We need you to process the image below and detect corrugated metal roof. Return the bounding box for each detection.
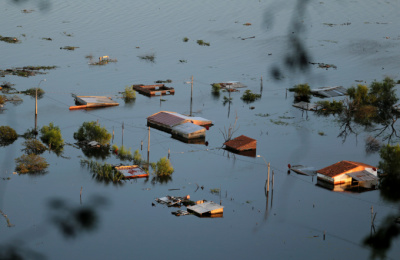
[187,201,223,214]
[311,86,347,98]
[171,122,205,135]
[76,96,119,106]
[224,135,257,151]
[147,111,186,127]
[115,165,147,178]
[317,161,375,177]
[292,101,320,111]
[347,171,378,182]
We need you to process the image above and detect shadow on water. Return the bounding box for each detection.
[0,195,108,260]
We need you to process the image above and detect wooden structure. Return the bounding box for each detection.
[187,201,224,216]
[69,95,119,110]
[317,161,378,186]
[114,165,149,179]
[132,84,175,97]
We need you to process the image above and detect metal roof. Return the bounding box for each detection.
[75,96,119,106]
[147,111,186,127]
[311,86,347,98]
[187,201,224,214]
[292,101,320,111]
[171,122,205,135]
[347,170,378,182]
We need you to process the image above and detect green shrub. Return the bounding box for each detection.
[290,83,311,101]
[241,90,261,103]
[316,100,344,116]
[40,123,64,150]
[151,157,174,177]
[133,149,142,165]
[0,126,18,146]
[0,95,5,105]
[113,144,133,161]
[123,86,136,101]
[211,83,221,94]
[22,139,47,154]
[73,121,111,145]
[15,154,49,174]
[183,37,189,42]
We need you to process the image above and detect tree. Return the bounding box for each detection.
[22,139,47,154]
[369,77,398,122]
[15,154,49,174]
[290,83,311,102]
[73,121,111,145]
[123,86,136,101]
[378,144,400,202]
[0,125,18,146]
[40,122,64,150]
[151,157,174,177]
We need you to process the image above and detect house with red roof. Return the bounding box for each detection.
[317,161,378,188]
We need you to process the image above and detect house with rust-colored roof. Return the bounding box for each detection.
[317,161,378,187]
[223,135,257,157]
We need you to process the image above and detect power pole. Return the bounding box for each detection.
[147,126,150,167]
[190,75,193,116]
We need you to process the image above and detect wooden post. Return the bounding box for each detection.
[35,87,38,132]
[190,75,193,116]
[323,231,326,240]
[168,148,170,159]
[267,162,270,192]
[147,126,150,167]
[141,140,143,151]
[260,76,263,97]
[371,206,373,227]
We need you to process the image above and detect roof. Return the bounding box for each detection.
[292,101,320,111]
[115,165,148,178]
[224,135,257,151]
[310,86,347,98]
[171,122,205,135]
[187,201,224,214]
[347,170,378,182]
[147,111,212,127]
[74,96,119,107]
[147,111,186,127]
[317,161,376,178]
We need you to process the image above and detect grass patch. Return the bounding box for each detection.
[197,40,210,46]
[270,119,289,126]
[138,53,156,63]
[61,46,79,51]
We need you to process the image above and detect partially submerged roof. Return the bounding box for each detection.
[317,161,376,178]
[147,111,212,129]
[115,165,148,179]
[290,165,317,176]
[132,84,175,97]
[292,101,320,111]
[71,95,119,109]
[216,81,247,89]
[187,201,224,215]
[147,111,186,128]
[310,86,347,98]
[171,122,206,135]
[224,135,257,152]
[347,170,378,182]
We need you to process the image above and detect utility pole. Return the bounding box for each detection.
[35,79,46,133]
[121,122,124,146]
[190,75,193,116]
[267,162,270,192]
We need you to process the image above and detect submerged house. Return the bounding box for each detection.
[187,201,224,216]
[132,84,175,97]
[310,86,347,98]
[70,95,119,110]
[114,165,148,179]
[224,135,257,157]
[317,161,378,189]
[147,111,212,133]
[171,122,206,141]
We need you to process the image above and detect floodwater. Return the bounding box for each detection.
[1,0,400,259]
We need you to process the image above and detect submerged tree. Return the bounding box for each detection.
[73,121,111,145]
[151,157,174,177]
[22,139,47,155]
[0,125,18,146]
[40,122,64,150]
[290,83,311,102]
[15,154,49,174]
